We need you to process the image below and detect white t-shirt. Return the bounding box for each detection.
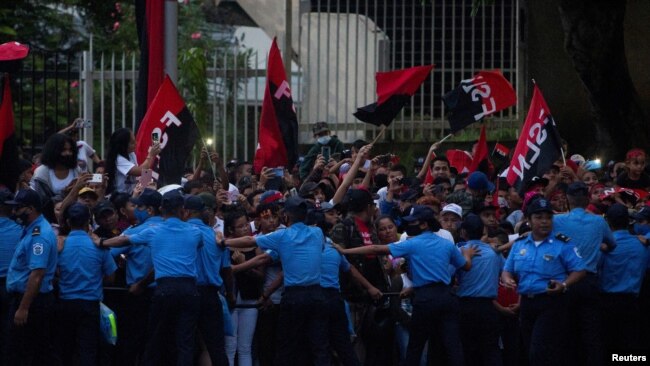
[76,141,96,172]
[48,169,76,195]
[115,152,138,194]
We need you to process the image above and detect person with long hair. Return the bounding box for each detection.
[30,133,79,201]
[105,128,160,194]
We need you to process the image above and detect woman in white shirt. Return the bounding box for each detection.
[31,133,80,200]
[105,128,160,194]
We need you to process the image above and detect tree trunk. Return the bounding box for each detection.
[558,0,649,160]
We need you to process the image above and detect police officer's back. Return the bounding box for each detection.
[0,189,22,364]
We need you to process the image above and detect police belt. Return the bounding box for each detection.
[414,282,448,290]
[284,284,322,293]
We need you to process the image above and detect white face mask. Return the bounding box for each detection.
[317,136,331,145]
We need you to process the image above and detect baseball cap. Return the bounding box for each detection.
[93,200,115,217]
[299,182,319,198]
[184,195,206,211]
[397,189,419,202]
[566,181,589,197]
[78,187,98,198]
[461,213,484,233]
[525,197,554,216]
[284,196,308,214]
[606,203,629,221]
[260,190,285,205]
[5,189,42,210]
[130,188,162,207]
[402,205,435,222]
[197,192,217,210]
[570,154,586,166]
[312,121,330,135]
[632,206,650,221]
[467,171,495,192]
[345,188,374,212]
[441,203,462,218]
[161,189,184,209]
[64,202,91,222]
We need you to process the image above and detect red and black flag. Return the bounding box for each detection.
[135,76,198,186]
[353,65,434,126]
[0,75,21,191]
[135,0,165,128]
[443,70,516,133]
[253,38,299,174]
[446,149,473,174]
[469,124,492,174]
[493,143,510,158]
[506,85,562,188]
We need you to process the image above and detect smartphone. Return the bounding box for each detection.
[76,119,92,128]
[140,169,153,186]
[289,187,298,197]
[228,189,239,202]
[151,132,160,144]
[321,146,331,161]
[272,167,284,177]
[90,174,103,184]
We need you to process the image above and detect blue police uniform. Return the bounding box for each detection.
[5,213,57,365]
[387,228,466,366]
[599,229,650,351]
[187,217,229,366]
[320,240,360,366]
[504,231,585,366]
[254,197,329,366]
[127,208,203,366]
[55,229,117,365]
[0,216,21,363]
[456,239,504,366]
[109,216,162,365]
[552,206,611,366]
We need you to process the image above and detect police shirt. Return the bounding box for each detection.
[0,217,22,277]
[255,222,324,287]
[187,218,230,287]
[388,231,466,287]
[456,240,504,298]
[553,208,616,273]
[598,230,649,295]
[503,232,585,295]
[6,215,57,293]
[58,230,117,300]
[110,216,163,286]
[129,217,202,280]
[320,239,351,290]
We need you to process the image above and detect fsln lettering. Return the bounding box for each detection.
[160,111,181,128]
[274,80,292,100]
[511,154,531,181]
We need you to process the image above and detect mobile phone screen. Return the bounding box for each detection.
[140,169,153,185]
[321,146,331,161]
[151,132,159,144]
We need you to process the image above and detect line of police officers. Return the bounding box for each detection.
[1,181,649,366]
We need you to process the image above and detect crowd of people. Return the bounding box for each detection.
[0,119,649,366]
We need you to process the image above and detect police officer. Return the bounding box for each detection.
[502,197,586,366]
[4,189,58,365]
[184,195,229,366]
[221,196,330,366]
[335,205,478,366]
[455,214,504,366]
[0,188,22,364]
[101,189,203,366]
[599,204,649,351]
[552,181,615,366]
[109,188,163,365]
[55,203,117,365]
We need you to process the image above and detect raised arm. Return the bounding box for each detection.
[332,144,373,204]
[417,142,439,180]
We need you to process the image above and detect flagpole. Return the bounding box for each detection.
[371,125,387,145]
[194,125,218,181]
[436,133,454,145]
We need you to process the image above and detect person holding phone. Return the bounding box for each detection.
[105,128,161,195]
[501,197,586,366]
[299,122,344,180]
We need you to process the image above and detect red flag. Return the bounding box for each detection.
[493,143,510,158]
[443,70,516,133]
[0,76,14,158]
[135,76,198,186]
[506,85,562,188]
[135,0,165,128]
[253,38,299,174]
[354,65,434,126]
[469,124,489,173]
[446,149,473,174]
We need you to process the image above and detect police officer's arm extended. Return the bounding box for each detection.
[14,268,45,326]
[221,235,257,249]
[334,243,390,256]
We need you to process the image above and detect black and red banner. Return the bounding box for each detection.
[354,65,434,126]
[135,0,164,128]
[493,143,510,158]
[506,85,562,188]
[0,75,21,191]
[135,76,198,186]
[443,70,516,133]
[253,38,299,174]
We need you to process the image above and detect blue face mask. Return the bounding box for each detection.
[134,208,150,224]
[317,136,331,145]
[633,223,650,236]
